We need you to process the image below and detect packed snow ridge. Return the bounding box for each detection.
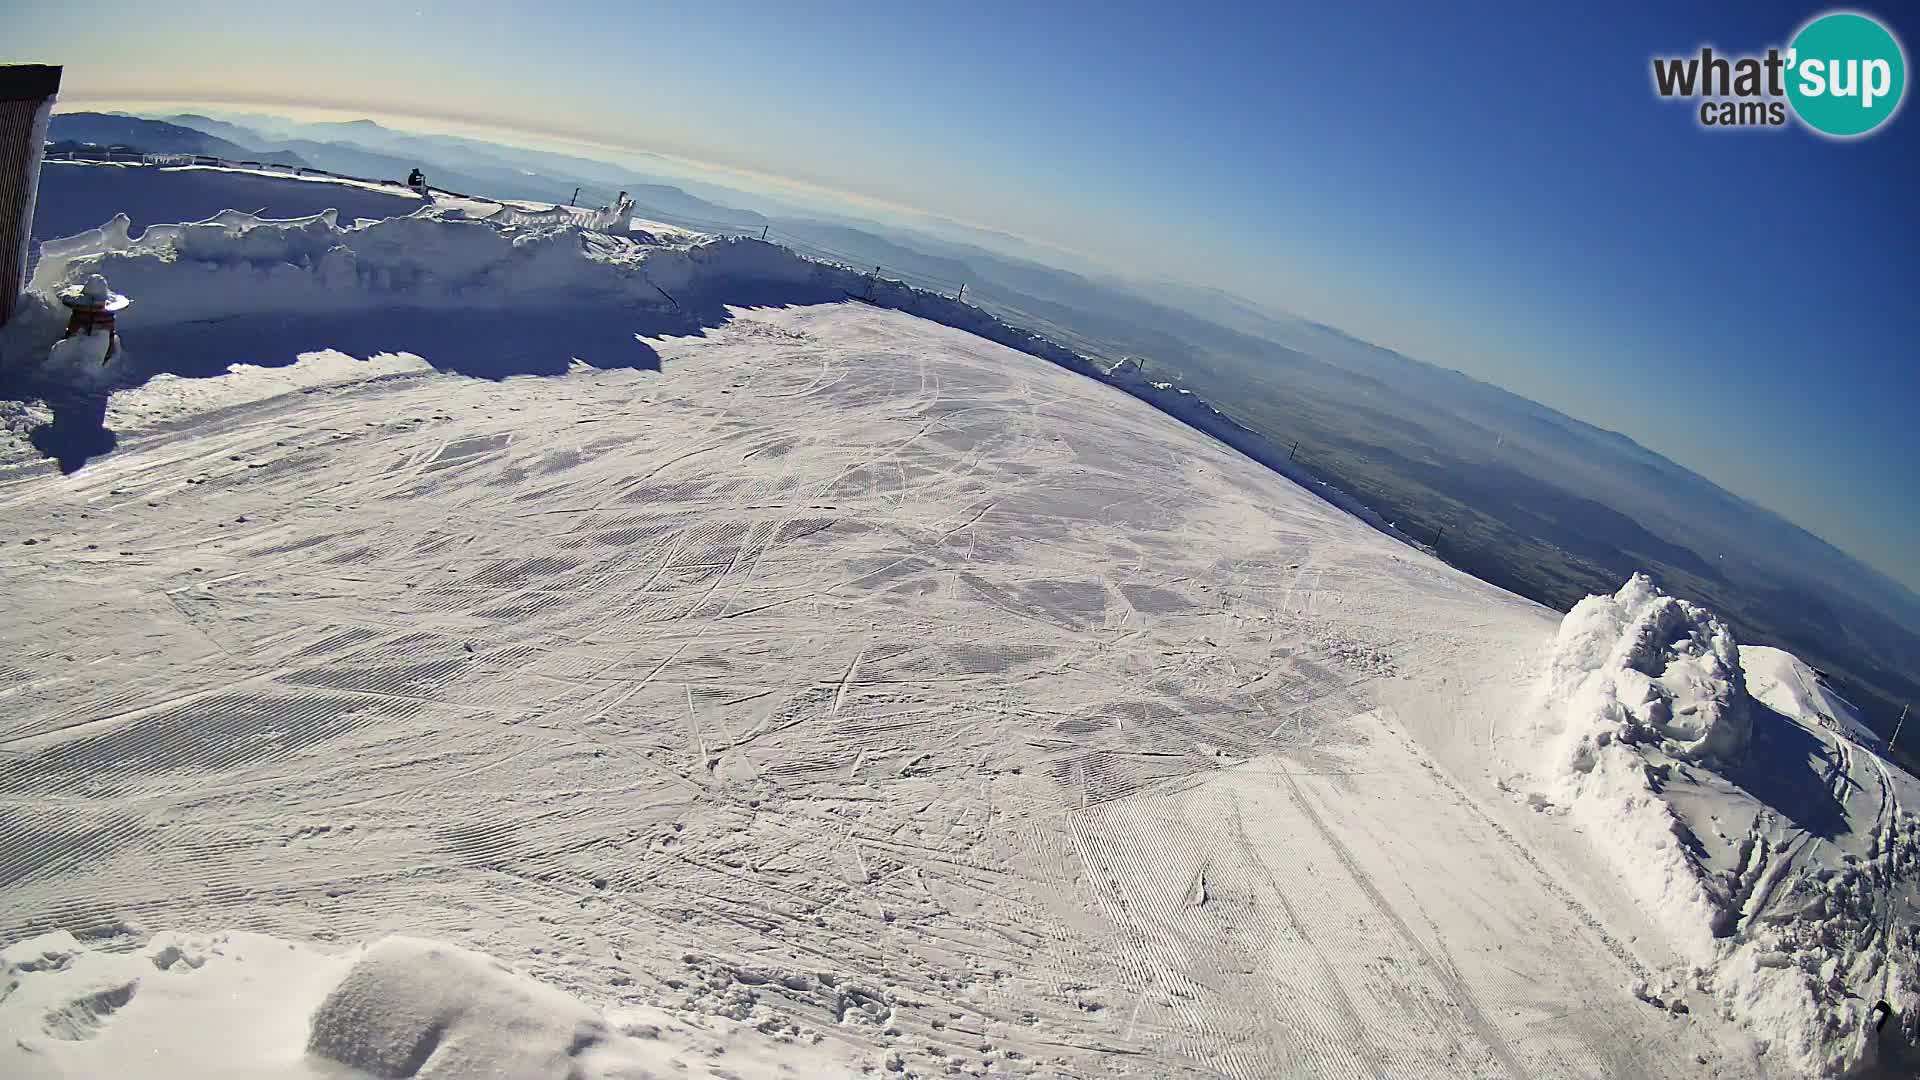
[5,198,1101,390]
[1520,574,1918,1076]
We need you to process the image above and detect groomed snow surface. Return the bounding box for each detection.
[0,165,1915,1077]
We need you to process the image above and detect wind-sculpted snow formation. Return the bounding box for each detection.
[1544,573,1753,781]
[25,206,812,324]
[0,929,864,1078]
[1525,575,1918,1076]
[13,201,1101,380]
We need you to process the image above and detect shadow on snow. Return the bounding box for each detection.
[4,282,847,475]
[1723,700,1857,843]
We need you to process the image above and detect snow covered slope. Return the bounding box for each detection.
[1743,644,1885,749]
[0,171,1912,1077]
[0,301,1778,1077]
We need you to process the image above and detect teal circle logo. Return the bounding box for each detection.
[1787,12,1907,137]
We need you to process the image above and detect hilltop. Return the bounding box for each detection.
[0,164,1912,1077]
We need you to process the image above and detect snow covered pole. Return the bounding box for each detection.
[0,64,61,329]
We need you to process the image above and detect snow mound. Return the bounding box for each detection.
[29,161,425,253]
[7,203,1094,385]
[1527,575,1920,1077]
[1742,644,1883,748]
[1545,572,1753,771]
[1533,574,1748,957]
[0,928,866,1079]
[25,207,780,324]
[0,205,843,432]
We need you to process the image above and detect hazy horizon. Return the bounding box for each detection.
[8,0,1916,592]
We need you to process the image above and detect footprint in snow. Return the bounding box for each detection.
[41,981,138,1041]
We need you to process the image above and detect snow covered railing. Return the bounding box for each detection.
[42,153,648,239]
[47,150,439,199]
[480,193,634,233]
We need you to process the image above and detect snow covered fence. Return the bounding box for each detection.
[40,151,549,213]
[19,205,1099,371]
[482,193,634,233]
[26,208,710,331]
[9,206,1061,390]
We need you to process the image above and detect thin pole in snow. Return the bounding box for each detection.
[1288,440,1298,461]
[760,225,769,240]
[1892,704,1909,753]
[957,283,966,302]
[570,187,580,206]
[1434,525,1446,546]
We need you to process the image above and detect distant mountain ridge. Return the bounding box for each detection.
[48,113,307,168]
[159,114,761,225]
[165,113,266,147]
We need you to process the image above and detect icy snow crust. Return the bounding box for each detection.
[1522,576,1919,1076]
[0,168,1914,1077]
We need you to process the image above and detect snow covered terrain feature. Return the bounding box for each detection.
[13,168,1396,543]
[11,166,1435,555]
[1,929,866,1077]
[1517,576,1919,1075]
[9,181,1107,383]
[0,175,1914,1076]
[0,300,1782,1079]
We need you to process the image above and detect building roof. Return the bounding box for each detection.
[0,65,63,103]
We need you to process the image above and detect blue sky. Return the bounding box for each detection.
[6,0,1917,587]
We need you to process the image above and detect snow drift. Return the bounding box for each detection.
[1545,572,1753,785]
[1527,575,1919,1077]
[1743,644,1884,749]
[9,200,1101,383]
[0,928,865,1078]
[7,166,1439,553]
[28,161,424,255]
[23,207,810,324]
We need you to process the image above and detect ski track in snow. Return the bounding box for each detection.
[0,303,1770,1077]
